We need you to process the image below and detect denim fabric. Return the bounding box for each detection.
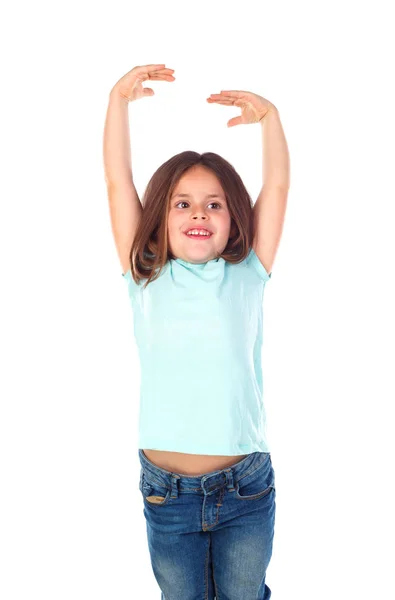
[138,449,276,600]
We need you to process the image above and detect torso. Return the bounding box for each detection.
[142,449,248,476]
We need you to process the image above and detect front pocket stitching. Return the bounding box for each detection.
[142,477,172,505]
[143,487,171,505]
[235,483,275,500]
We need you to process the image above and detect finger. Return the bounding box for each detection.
[208,93,241,103]
[138,65,174,75]
[206,97,234,105]
[219,90,246,96]
[207,94,237,104]
[144,71,175,76]
[209,93,233,99]
[141,70,175,81]
[143,64,167,69]
[156,68,175,74]
[147,75,176,81]
[146,67,175,79]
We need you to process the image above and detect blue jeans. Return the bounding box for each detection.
[138,449,276,600]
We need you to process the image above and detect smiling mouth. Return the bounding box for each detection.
[184,232,213,241]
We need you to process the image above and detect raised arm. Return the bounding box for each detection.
[103,91,143,275]
[102,64,175,275]
[207,90,290,276]
[252,108,290,275]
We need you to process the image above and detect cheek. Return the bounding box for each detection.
[167,216,175,233]
[218,213,232,232]
[167,212,181,229]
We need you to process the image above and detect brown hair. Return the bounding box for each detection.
[129,150,255,289]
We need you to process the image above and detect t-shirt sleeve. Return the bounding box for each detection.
[122,268,143,299]
[246,247,272,283]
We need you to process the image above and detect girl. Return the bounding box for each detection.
[103,64,290,600]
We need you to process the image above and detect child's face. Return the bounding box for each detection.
[167,166,232,263]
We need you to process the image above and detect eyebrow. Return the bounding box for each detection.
[172,193,224,199]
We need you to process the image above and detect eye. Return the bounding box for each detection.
[175,201,222,209]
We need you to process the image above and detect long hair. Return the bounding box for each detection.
[129,151,255,289]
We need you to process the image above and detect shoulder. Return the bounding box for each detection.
[242,247,272,283]
[122,268,145,299]
[247,247,272,282]
[121,263,169,294]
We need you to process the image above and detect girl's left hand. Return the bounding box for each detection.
[206,89,277,127]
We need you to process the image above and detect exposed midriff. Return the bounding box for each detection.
[142,449,248,476]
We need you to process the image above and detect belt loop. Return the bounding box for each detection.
[170,473,180,499]
[224,468,235,491]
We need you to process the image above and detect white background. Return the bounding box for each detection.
[1,0,394,598]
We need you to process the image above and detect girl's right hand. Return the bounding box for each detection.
[111,64,175,103]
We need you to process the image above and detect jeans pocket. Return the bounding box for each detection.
[235,457,275,501]
[140,469,172,506]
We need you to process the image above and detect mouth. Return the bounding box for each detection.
[184,228,213,240]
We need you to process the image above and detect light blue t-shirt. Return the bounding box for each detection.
[122,247,272,455]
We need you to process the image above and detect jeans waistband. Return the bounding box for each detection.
[138,449,271,493]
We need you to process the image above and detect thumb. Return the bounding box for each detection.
[227,116,242,128]
[143,88,155,96]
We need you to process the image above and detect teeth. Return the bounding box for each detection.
[187,230,211,236]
